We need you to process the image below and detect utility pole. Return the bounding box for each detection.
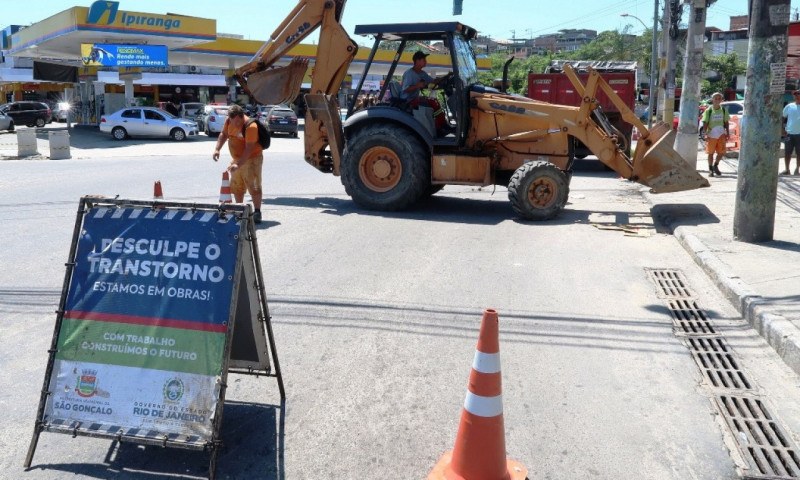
[674,0,707,162]
[658,0,681,125]
[733,0,791,242]
[649,0,660,128]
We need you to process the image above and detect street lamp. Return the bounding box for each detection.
[622,10,659,128]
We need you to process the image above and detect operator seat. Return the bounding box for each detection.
[386,81,410,111]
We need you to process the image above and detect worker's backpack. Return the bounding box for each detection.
[243,118,271,150]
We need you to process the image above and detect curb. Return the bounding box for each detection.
[647,196,800,377]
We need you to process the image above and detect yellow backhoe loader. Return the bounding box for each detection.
[234,0,708,220]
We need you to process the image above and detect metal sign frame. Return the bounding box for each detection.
[24,197,284,480]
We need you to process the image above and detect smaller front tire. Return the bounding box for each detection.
[35,118,46,128]
[112,127,127,141]
[508,161,569,221]
[171,128,186,141]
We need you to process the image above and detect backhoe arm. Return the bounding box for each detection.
[234,0,356,106]
[237,0,357,174]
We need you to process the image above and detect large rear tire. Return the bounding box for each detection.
[508,161,569,220]
[341,124,430,211]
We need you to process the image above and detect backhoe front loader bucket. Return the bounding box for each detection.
[240,57,309,106]
[632,122,710,193]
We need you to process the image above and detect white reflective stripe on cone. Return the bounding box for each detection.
[464,391,503,417]
[472,351,501,374]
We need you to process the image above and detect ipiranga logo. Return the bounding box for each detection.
[86,0,183,31]
[86,0,119,25]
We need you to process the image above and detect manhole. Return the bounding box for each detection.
[647,268,693,298]
[716,395,800,479]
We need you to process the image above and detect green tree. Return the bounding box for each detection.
[477,52,551,94]
[566,27,651,67]
[701,53,746,97]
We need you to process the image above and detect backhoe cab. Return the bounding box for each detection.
[236,5,708,220]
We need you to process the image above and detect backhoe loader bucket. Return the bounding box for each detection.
[242,57,309,106]
[632,123,710,193]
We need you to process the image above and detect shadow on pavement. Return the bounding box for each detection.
[267,193,660,228]
[29,401,285,479]
[649,203,720,232]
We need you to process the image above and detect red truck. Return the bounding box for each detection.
[528,60,638,158]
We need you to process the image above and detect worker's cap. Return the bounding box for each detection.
[793,90,800,95]
[412,51,430,61]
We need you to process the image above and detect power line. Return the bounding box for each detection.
[525,0,645,37]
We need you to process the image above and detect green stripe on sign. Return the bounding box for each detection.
[56,318,226,376]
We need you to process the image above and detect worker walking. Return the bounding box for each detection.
[212,104,265,223]
[782,90,800,176]
[700,92,730,177]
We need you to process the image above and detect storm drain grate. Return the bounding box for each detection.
[667,298,717,335]
[686,337,754,391]
[648,269,800,478]
[715,395,800,479]
[647,268,694,298]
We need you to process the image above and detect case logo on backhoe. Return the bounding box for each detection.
[489,102,526,115]
[286,22,312,44]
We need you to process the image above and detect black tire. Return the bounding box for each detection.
[7,122,13,132]
[35,117,45,128]
[341,124,430,211]
[291,131,298,138]
[171,128,186,141]
[423,184,445,197]
[507,161,569,220]
[112,126,127,141]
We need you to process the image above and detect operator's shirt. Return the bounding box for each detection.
[401,68,433,101]
[784,102,800,135]
[701,106,730,139]
[225,118,262,160]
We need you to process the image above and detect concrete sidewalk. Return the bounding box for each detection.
[644,150,800,374]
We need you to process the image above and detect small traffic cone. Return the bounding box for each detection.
[428,309,528,480]
[219,171,232,203]
[153,181,163,200]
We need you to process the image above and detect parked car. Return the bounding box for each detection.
[53,101,71,122]
[0,101,52,127]
[179,102,205,121]
[199,105,230,137]
[258,104,298,137]
[100,107,198,141]
[0,110,14,131]
[721,100,744,117]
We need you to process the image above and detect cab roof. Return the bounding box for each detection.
[354,22,477,41]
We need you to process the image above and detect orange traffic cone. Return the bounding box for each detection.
[428,309,528,480]
[219,171,232,203]
[153,181,163,200]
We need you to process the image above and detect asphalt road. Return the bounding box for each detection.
[2,128,800,479]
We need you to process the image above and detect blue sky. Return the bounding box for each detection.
[19,0,754,45]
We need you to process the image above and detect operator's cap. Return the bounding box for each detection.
[793,90,800,95]
[412,51,430,61]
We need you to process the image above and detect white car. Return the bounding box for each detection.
[179,102,205,121]
[100,107,198,141]
[53,101,71,122]
[0,110,13,131]
[720,100,744,117]
[200,105,230,137]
